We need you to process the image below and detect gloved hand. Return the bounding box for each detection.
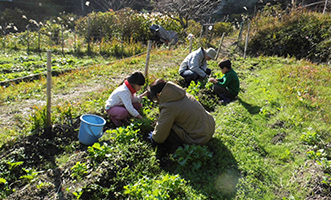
[206,68,212,75]
[148,131,155,144]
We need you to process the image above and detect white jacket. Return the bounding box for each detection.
[105,83,142,117]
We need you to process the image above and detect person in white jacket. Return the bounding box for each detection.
[105,72,147,126]
[178,47,216,87]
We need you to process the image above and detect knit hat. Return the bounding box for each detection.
[205,48,217,60]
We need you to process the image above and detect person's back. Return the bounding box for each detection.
[224,68,240,97]
[178,48,205,74]
[179,47,216,87]
[154,81,215,145]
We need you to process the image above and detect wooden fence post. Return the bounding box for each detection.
[244,21,251,59]
[187,33,194,53]
[144,40,152,85]
[3,34,6,54]
[26,27,30,55]
[74,31,77,52]
[237,21,244,47]
[216,32,225,60]
[87,17,91,55]
[46,50,52,130]
[323,0,328,14]
[198,26,204,47]
[61,25,65,57]
[99,29,102,55]
[38,29,41,53]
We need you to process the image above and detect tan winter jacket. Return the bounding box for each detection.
[152,81,215,145]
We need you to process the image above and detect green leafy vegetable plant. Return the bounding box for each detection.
[70,162,89,180]
[109,124,140,144]
[87,142,113,164]
[173,144,213,172]
[124,174,206,200]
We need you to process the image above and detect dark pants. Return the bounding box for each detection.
[212,84,235,101]
[180,68,211,87]
[162,129,184,153]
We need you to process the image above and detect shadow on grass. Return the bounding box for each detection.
[238,97,261,114]
[161,138,240,199]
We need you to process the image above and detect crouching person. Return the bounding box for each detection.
[147,79,215,152]
[178,47,216,87]
[208,59,240,104]
[105,72,147,127]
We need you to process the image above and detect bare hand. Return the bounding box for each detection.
[140,91,148,97]
[208,78,217,84]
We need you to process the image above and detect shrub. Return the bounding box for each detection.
[213,21,234,37]
[186,20,202,37]
[249,6,331,63]
[75,11,117,42]
[75,8,184,43]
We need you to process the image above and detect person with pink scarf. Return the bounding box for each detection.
[105,72,147,126]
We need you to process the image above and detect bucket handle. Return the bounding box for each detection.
[87,124,104,139]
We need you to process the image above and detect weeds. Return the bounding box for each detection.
[300,131,320,145]
[29,105,48,132]
[109,124,140,144]
[19,168,41,183]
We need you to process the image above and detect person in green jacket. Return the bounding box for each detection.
[208,59,240,104]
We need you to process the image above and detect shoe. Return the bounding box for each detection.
[219,100,226,105]
[219,94,231,103]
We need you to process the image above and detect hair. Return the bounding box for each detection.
[119,71,145,86]
[218,59,232,69]
[147,79,167,101]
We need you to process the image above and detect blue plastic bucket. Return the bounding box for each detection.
[78,114,106,145]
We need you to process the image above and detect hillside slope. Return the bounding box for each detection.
[0,45,330,199]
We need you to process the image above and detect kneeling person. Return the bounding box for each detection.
[208,59,240,103]
[148,79,215,150]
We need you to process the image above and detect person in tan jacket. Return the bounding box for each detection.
[147,79,215,150]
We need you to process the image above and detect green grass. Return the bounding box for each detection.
[0,47,330,199]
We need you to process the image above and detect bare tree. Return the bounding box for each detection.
[91,0,152,11]
[154,0,223,29]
